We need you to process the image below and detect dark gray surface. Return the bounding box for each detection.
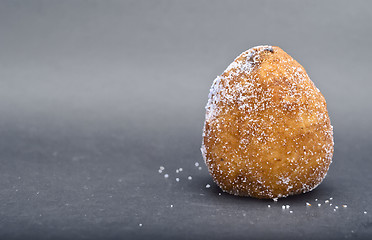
[0,0,371,239]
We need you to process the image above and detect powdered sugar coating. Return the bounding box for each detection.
[201,46,334,199]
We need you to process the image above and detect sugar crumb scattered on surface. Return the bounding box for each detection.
[206,184,211,189]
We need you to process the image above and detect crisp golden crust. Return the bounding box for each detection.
[201,46,334,199]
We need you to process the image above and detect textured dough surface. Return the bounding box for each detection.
[201,46,334,199]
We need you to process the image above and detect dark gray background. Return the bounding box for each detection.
[0,0,371,239]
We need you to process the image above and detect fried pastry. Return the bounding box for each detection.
[201,46,334,199]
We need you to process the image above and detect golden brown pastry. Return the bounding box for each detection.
[201,46,334,199]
